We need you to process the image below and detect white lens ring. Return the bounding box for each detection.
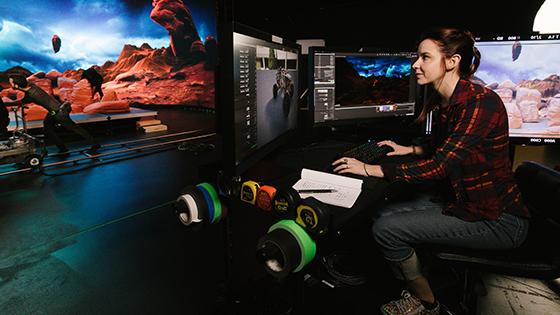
[177,193,199,225]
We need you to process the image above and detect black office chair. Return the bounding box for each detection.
[426,161,560,314]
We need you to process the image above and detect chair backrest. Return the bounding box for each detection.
[515,161,560,227]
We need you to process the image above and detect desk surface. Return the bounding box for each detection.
[242,139,416,233]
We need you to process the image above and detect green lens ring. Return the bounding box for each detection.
[198,183,222,223]
[269,219,316,272]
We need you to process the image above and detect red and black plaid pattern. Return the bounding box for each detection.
[382,80,529,221]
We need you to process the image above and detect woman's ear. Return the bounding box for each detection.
[446,54,462,71]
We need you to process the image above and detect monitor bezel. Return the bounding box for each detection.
[474,33,560,146]
[307,46,421,128]
[217,21,302,176]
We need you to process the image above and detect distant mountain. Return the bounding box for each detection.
[518,74,560,98]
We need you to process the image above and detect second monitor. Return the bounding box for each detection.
[309,47,418,125]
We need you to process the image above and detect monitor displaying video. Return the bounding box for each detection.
[227,24,299,175]
[310,48,417,125]
[474,34,560,145]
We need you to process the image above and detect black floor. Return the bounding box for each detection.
[0,108,228,314]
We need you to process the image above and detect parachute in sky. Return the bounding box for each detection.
[52,35,61,53]
[512,41,522,61]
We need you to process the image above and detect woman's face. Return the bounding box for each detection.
[412,39,446,86]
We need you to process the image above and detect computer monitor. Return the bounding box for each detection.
[217,23,300,176]
[308,47,418,126]
[474,34,560,145]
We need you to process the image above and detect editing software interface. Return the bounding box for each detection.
[311,50,417,124]
[233,31,299,168]
[474,34,560,144]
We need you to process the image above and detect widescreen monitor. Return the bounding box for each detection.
[0,0,217,130]
[308,47,418,126]
[218,23,300,176]
[474,34,560,145]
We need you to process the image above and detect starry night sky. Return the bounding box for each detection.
[0,0,216,73]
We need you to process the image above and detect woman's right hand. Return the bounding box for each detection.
[377,140,413,156]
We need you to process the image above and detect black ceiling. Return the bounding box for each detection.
[231,0,546,50]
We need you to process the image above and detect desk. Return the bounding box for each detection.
[224,139,417,311]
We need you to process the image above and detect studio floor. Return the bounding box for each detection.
[1,108,560,314]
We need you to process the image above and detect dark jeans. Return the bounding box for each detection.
[43,111,96,150]
[371,193,529,279]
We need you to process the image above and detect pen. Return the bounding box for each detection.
[297,189,337,193]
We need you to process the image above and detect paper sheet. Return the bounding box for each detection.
[292,168,363,208]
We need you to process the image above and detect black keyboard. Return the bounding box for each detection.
[340,140,394,163]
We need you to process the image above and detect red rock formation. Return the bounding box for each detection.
[27,78,53,96]
[518,74,560,98]
[101,60,115,71]
[83,100,130,114]
[112,47,174,82]
[549,97,560,126]
[56,79,92,113]
[103,62,214,108]
[58,77,77,89]
[498,80,517,90]
[61,69,83,81]
[518,100,540,123]
[504,102,522,129]
[150,0,200,59]
[101,89,118,102]
[495,88,513,103]
[516,87,542,105]
[46,70,62,79]
[24,104,48,121]
[104,44,163,81]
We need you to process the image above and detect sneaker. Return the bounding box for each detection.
[380,290,440,315]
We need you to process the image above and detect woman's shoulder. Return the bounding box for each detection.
[465,80,503,104]
[466,79,492,95]
[448,80,505,116]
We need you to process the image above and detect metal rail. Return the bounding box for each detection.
[46,129,204,157]
[0,131,215,177]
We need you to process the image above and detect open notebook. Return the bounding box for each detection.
[292,168,363,208]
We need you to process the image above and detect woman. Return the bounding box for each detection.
[332,27,530,315]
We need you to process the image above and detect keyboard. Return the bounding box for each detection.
[339,140,394,163]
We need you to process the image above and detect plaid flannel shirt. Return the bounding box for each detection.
[381,79,529,221]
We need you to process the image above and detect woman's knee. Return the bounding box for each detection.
[372,216,399,244]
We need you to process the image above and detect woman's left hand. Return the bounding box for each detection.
[332,157,385,177]
[332,157,365,176]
